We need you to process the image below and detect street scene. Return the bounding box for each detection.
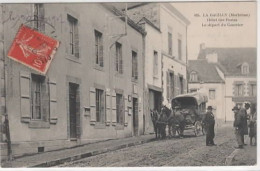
[58,126,256,167]
[0,1,257,169]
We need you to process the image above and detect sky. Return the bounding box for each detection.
[173,2,257,60]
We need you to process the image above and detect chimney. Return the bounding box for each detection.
[200,43,205,50]
[206,52,218,63]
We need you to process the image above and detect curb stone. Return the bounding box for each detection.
[225,149,239,165]
[29,138,153,167]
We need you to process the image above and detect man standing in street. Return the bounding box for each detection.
[203,106,216,146]
[239,103,250,145]
[233,106,243,149]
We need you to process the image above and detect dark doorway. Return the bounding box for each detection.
[149,90,162,112]
[69,83,80,139]
[133,98,139,136]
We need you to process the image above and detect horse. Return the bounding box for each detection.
[150,108,168,139]
[168,106,186,138]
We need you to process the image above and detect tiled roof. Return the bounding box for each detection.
[198,48,256,76]
[188,60,224,83]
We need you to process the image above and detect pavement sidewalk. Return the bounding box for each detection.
[231,144,257,166]
[1,134,155,168]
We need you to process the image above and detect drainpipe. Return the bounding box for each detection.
[185,25,188,93]
[1,4,12,161]
[142,28,146,135]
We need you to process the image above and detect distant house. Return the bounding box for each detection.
[188,60,225,123]
[188,44,256,122]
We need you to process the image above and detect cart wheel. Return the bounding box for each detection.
[194,121,203,136]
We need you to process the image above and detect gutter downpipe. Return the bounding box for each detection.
[1,4,13,161]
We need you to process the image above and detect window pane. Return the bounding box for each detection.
[116,94,124,124]
[178,39,182,60]
[168,32,172,55]
[96,89,104,123]
[153,51,158,76]
[31,75,44,120]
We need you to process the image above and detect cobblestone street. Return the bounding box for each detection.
[58,125,256,167]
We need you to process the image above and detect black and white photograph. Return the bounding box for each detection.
[0,1,258,169]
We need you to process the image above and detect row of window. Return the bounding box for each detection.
[168,32,182,60]
[30,74,126,124]
[234,83,256,97]
[189,83,256,100]
[189,63,251,83]
[33,4,138,80]
[95,89,125,124]
[166,71,184,100]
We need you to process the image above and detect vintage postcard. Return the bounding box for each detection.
[0,1,257,169]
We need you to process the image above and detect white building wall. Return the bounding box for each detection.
[189,83,225,124]
[159,5,188,107]
[160,4,187,63]
[144,24,162,89]
[225,76,257,121]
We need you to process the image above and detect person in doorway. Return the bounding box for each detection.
[203,106,216,146]
[233,106,243,149]
[238,103,250,145]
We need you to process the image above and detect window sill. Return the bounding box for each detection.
[28,120,50,129]
[131,78,138,83]
[94,65,104,71]
[94,123,106,129]
[153,75,159,79]
[66,55,81,64]
[115,124,124,130]
[115,72,124,78]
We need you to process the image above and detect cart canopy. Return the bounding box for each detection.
[171,92,208,108]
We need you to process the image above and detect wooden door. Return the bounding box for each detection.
[133,98,138,136]
[69,83,79,139]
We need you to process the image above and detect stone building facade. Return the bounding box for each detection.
[127,3,190,133]
[0,3,146,160]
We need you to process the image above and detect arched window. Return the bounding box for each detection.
[241,63,249,75]
[190,71,198,82]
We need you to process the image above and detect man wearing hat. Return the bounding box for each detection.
[233,106,243,148]
[238,103,250,145]
[203,106,216,146]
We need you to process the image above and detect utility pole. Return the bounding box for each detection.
[0,4,12,161]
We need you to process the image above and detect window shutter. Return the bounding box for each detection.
[99,45,103,67]
[90,87,96,123]
[106,90,111,125]
[49,78,57,124]
[115,49,119,72]
[20,71,31,123]
[76,88,80,138]
[124,97,128,126]
[135,59,138,79]
[171,74,175,98]
[41,78,49,122]
[111,91,117,124]
[166,72,170,100]
[100,91,105,123]
[183,79,187,94]
[74,23,79,58]
[119,49,123,74]
[120,96,124,124]
[174,75,178,96]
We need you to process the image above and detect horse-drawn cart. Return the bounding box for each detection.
[171,92,208,136]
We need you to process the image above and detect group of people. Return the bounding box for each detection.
[202,103,257,148]
[233,103,257,148]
